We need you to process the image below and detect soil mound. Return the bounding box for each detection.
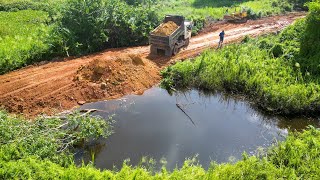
[75,54,160,98]
[152,21,179,36]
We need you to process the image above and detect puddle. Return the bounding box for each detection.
[76,87,319,170]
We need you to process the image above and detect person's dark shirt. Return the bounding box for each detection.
[219,31,225,39]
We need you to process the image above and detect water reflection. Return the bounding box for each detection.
[76,87,319,170]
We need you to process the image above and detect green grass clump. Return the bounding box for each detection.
[161,3,320,115]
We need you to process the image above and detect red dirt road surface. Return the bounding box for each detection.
[0,13,305,117]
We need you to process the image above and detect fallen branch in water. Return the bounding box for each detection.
[41,109,105,120]
[176,103,196,126]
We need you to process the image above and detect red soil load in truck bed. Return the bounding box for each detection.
[151,21,179,36]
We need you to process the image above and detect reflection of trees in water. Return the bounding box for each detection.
[173,88,319,132]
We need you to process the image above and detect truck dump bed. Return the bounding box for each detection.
[149,15,184,48]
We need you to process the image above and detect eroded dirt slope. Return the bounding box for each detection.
[0,12,305,116]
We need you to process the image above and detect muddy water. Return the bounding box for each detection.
[77,87,319,170]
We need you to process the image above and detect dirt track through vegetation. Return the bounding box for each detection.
[0,12,305,117]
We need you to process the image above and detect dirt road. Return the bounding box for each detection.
[0,12,305,117]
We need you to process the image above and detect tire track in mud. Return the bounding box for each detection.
[0,12,305,117]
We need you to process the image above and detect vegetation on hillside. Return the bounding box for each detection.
[0,109,319,179]
[161,0,320,115]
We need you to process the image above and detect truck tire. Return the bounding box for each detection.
[184,38,190,47]
[172,44,180,56]
[150,45,158,55]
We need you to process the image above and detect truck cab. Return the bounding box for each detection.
[183,20,193,46]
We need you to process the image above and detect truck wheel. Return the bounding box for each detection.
[184,38,190,47]
[172,45,179,56]
[150,45,158,55]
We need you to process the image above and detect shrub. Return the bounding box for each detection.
[0,110,114,165]
[59,0,159,56]
[270,43,284,57]
[258,39,274,49]
[241,35,251,43]
[297,0,320,76]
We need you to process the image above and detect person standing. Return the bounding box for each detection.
[218,30,225,49]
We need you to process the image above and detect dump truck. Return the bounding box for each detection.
[149,15,192,56]
[224,9,248,23]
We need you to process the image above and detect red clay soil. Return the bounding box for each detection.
[0,12,305,117]
[152,21,179,36]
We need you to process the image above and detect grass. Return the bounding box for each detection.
[0,10,59,74]
[0,0,66,12]
[0,109,320,179]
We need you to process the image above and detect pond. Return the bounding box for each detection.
[76,87,319,170]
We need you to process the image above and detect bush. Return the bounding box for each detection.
[241,35,251,43]
[270,43,284,57]
[297,0,320,76]
[300,0,320,57]
[59,0,159,56]
[246,7,258,20]
[258,39,274,49]
[0,110,114,165]
[190,16,205,35]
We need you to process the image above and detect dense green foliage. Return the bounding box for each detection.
[161,1,320,115]
[0,110,114,167]
[0,109,319,179]
[59,0,159,55]
[298,0,320,76]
